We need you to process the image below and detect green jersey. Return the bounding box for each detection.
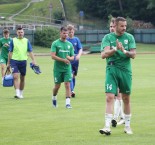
[0,37,12,59]
[51,39,74,72]
[101,32,136,73]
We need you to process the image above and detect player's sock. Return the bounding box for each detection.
[113,99,120,120]
[66,97,71,105]
[52,95,57,107]
[73,78,75,89]
[52,95,57,100]
[105,113,113,128]
[16,89,20,97]
[70,79,74,92]
[124,114,131,127]
[20,90,24,98]
[120,100,125,119]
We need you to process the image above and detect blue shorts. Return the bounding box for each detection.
[71,60,79,76]
[10,59,27,76]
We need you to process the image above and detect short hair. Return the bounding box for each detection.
[67,24,75,30]
[3,29,9,34]
[115,17,126,24]
[60,26,68,32]
[110,17,116,24]
[16,27,23,31]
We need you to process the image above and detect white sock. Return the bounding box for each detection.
[16,89,20,97]
[124,114,131,127]
[20,90,23,96]
[113,99,120,120]
[66,97,70,105]
[120,100,124,119]
[52,95,57,100]
[105,113,113,128]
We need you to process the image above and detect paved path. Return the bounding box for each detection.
[8,0,43,21]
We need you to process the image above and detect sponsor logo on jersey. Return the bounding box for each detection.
[57,46,62,48]
[59,49,70,53]
[110,41,115,44]
[74,43,77,46]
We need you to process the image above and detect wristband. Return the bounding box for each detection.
[112,46,117,51]
[123,50,127,54]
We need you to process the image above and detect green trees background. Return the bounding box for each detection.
[75,0,155,25]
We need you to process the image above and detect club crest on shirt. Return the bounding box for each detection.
[68,45,71,49]
[124,40,128,44]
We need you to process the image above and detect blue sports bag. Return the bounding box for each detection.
[3,69,14,87]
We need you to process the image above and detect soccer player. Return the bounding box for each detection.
[99,17,136,135]
[67,24,83,97]
[51,26,74,109]
[109,18,125,127]
[0,29,12,83]
[7,27,36,99]
[102,18,125,127]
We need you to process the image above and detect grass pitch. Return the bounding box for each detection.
[0,53,155,145]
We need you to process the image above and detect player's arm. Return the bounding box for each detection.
[122,48,136,59]
[66,55,74,61]
[27,40,36,64]
[29,52,36,64]
[51,52,70,64]
[7,40,13,68]
[7,52,12,68]
[66,44,75,61]
[75,48,83,60]
[101,46,117,59]
[76,38,83,60]
[116,39,136,59]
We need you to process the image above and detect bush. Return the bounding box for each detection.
[34,27,59,48]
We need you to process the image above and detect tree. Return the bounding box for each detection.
[75,0,155,25]
[118,0,123,15]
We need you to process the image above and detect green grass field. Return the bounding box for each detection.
[0,53,155,145]
[32,43,155,53]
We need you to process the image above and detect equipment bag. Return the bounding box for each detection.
[3,68,14,87]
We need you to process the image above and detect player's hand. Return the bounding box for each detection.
[64,59,70,64]
[31,61,36,66]
[6,64,10,69]
[75,54,80,60]
[67,55,75,61]
[4,43,9,47]
[66,56,72,61]
[116,39,121,50]
[116,39,124,51]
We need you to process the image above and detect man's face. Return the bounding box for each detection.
[116,21,127,35]
[60,30,68,40]
[110,22,116,32]
[68,29,74,38]
[17,29,24,38]
[3,33,9,39]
